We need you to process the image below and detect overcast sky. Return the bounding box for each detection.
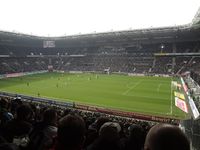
[0,0,199,36]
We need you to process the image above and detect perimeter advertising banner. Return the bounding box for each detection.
[175,97,188,113]
[6,73,24,78]
[188,96,200,119]
[174,91,185,100]
[1,71,48,79]
[75,104,176,123]
[180,77,188,93]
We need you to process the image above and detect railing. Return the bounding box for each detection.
[181,119,200,150]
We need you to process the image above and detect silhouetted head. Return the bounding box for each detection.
[144,124,190,150]
[99,122,121,141]
[43,108,57,125]
[16,104,32,121]
[127,124,145,150]
[0,98,9,109]
[95,117,110,131]
[56,114,86,150]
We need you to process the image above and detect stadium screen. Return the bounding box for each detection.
[43,41,55,48]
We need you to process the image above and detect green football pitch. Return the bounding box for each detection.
[0,72,187,119]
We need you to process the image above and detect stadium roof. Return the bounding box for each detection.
[192,7,200,27]
[0,0,199,37]
[0,24,199,48]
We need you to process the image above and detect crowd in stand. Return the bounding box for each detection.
[0,41,200,75]
[0,96,190,150]
[0,58,48,74]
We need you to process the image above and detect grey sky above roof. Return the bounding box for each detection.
[0,0,199,37]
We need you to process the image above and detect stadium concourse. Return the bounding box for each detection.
[0,23,200,149]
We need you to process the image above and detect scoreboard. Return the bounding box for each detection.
[43,41,55,48]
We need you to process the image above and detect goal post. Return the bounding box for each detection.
[171,81,178,90]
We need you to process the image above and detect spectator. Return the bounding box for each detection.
[2,104,33,147]
[144,123,190,150]
[87,122,122,150]
[27,108,58,150]
[50,114,86,150]
[123,124,145,150]
[0,98,13,126]
[84,117,110,147]
[11,97,22,115]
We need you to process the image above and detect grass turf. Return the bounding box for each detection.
[0,72,187,119]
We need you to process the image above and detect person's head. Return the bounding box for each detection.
[99,122,121,141]
[89,122,121,150]
[94,117,110,131]
[144,123,190,150]
[128,124,145,149]
[56,114,86,150]
[129,124,144,138]
[43,108,57,126]
[13,97,22,105]
[16,104,32,121]
[0,98,9,109]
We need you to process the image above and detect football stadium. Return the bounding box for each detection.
[0,1,200,150]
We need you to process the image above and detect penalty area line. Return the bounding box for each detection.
[157,83,162,92]
[122,80,142,95]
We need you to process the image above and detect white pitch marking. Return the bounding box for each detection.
[126,93,169,100]
[157,83,162,92]
[122,80,142,95]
